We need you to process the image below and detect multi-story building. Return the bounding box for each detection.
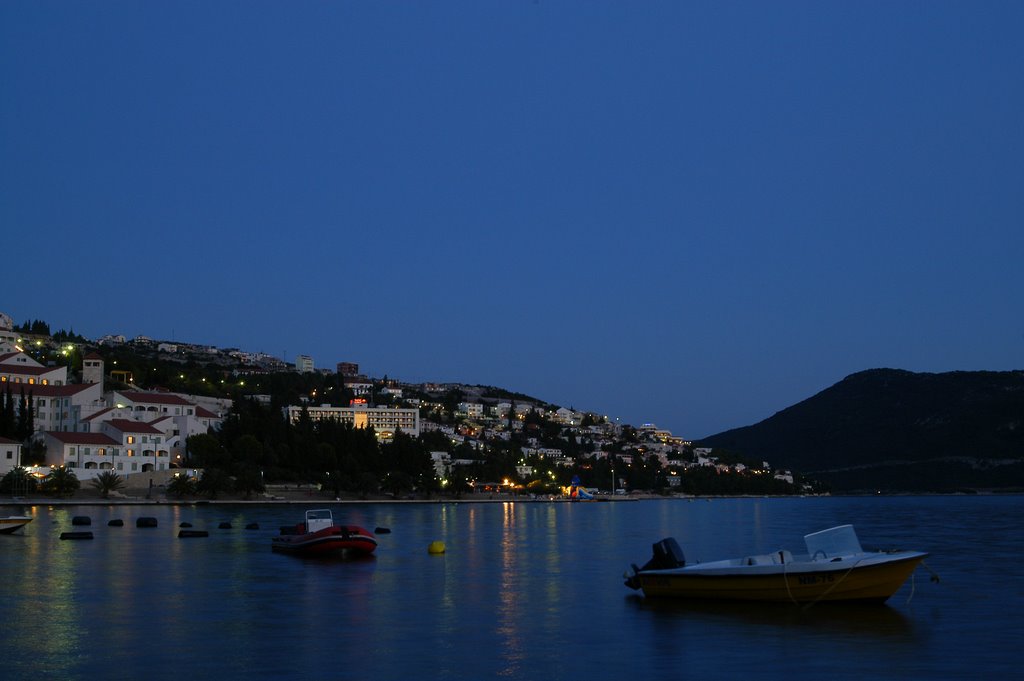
[284,403,420,438]
[41,417,177,476]
[1,353,105,433]
[458,402,484,417]
[0,436,22,475]
[295,355,314,373]
[342,375,373,396]
[0,350,68,386]
[32,383,105,432]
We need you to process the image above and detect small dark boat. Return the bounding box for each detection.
[60,531,94,540]
[272,509,377,557]
[178,529,209,538]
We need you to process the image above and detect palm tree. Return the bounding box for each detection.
[0,466,38,495]
[42,466,80,498]
[166,474,197,499]
[89,471,126,499]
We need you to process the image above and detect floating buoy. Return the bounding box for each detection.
[178,530,209,538]
[108,519,124,527]
[374,527,391,534]
[72,516,91,526]
[61,531,93,540]
[428,540,446,555]
[136,517,158,528]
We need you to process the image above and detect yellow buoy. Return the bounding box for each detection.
[428,540,446,555]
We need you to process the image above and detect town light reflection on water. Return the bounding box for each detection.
[5,498,1003,679]
[497,502,524,678]
[13,506,82,679]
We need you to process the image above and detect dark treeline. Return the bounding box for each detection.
[184,398,438,499]
[182,397,803,500]
[2,318,806,497]
[0,382,34,441]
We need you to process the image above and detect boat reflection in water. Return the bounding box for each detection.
[627,593,920,641]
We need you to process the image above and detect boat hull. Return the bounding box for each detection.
[271,525,377,557]
[634,552,927,603]
[0,516,32,535]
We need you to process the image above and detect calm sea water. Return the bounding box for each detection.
[0,495,1020,680]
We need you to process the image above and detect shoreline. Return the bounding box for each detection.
[3,490,1014,508]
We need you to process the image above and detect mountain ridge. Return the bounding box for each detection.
[697,368,1024,491]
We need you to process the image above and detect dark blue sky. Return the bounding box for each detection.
[3,2,1022,438]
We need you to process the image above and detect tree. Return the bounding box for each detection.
[0,383,14,438]
[42,467,80,498]
[347,470,375,499]
[167,474,198,499]
[16,387,34,439]
[89,471,126,499]
[0,466,37,495]
[381,430,436,495]
[187,433,229,469]
[21,440,45,466]
[233,465,264,500]
[197,468,232,499]
[382,471,414,498]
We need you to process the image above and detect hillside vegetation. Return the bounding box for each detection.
[698,369,1024,492]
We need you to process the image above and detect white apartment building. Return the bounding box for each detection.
[90,390,224,456]
[41,417,176,476]
[553,407,582,425]
[32,383,105,432]
[343,376,373,396]
[0,350,68,386]
[458,402,484,417]
[284,404,420,438]
[295,355,314,373]
[0,436,22,475]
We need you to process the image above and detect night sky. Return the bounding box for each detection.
[3,2,1022,439]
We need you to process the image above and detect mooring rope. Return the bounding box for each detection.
[921,559,941,583]
[800,557,865,611]
[905,559,941,604]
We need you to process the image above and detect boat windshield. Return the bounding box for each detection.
[304,509,335,533]
[804,525,863,559]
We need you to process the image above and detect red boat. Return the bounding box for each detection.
[271,509,377,557]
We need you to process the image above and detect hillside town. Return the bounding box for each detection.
[0,312,803,497]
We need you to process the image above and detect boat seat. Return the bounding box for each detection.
[773,550,794,564]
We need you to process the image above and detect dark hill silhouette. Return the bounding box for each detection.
[698,369,1024,492]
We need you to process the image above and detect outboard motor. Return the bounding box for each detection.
[643,537,686,571]
[625,537,687,590]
